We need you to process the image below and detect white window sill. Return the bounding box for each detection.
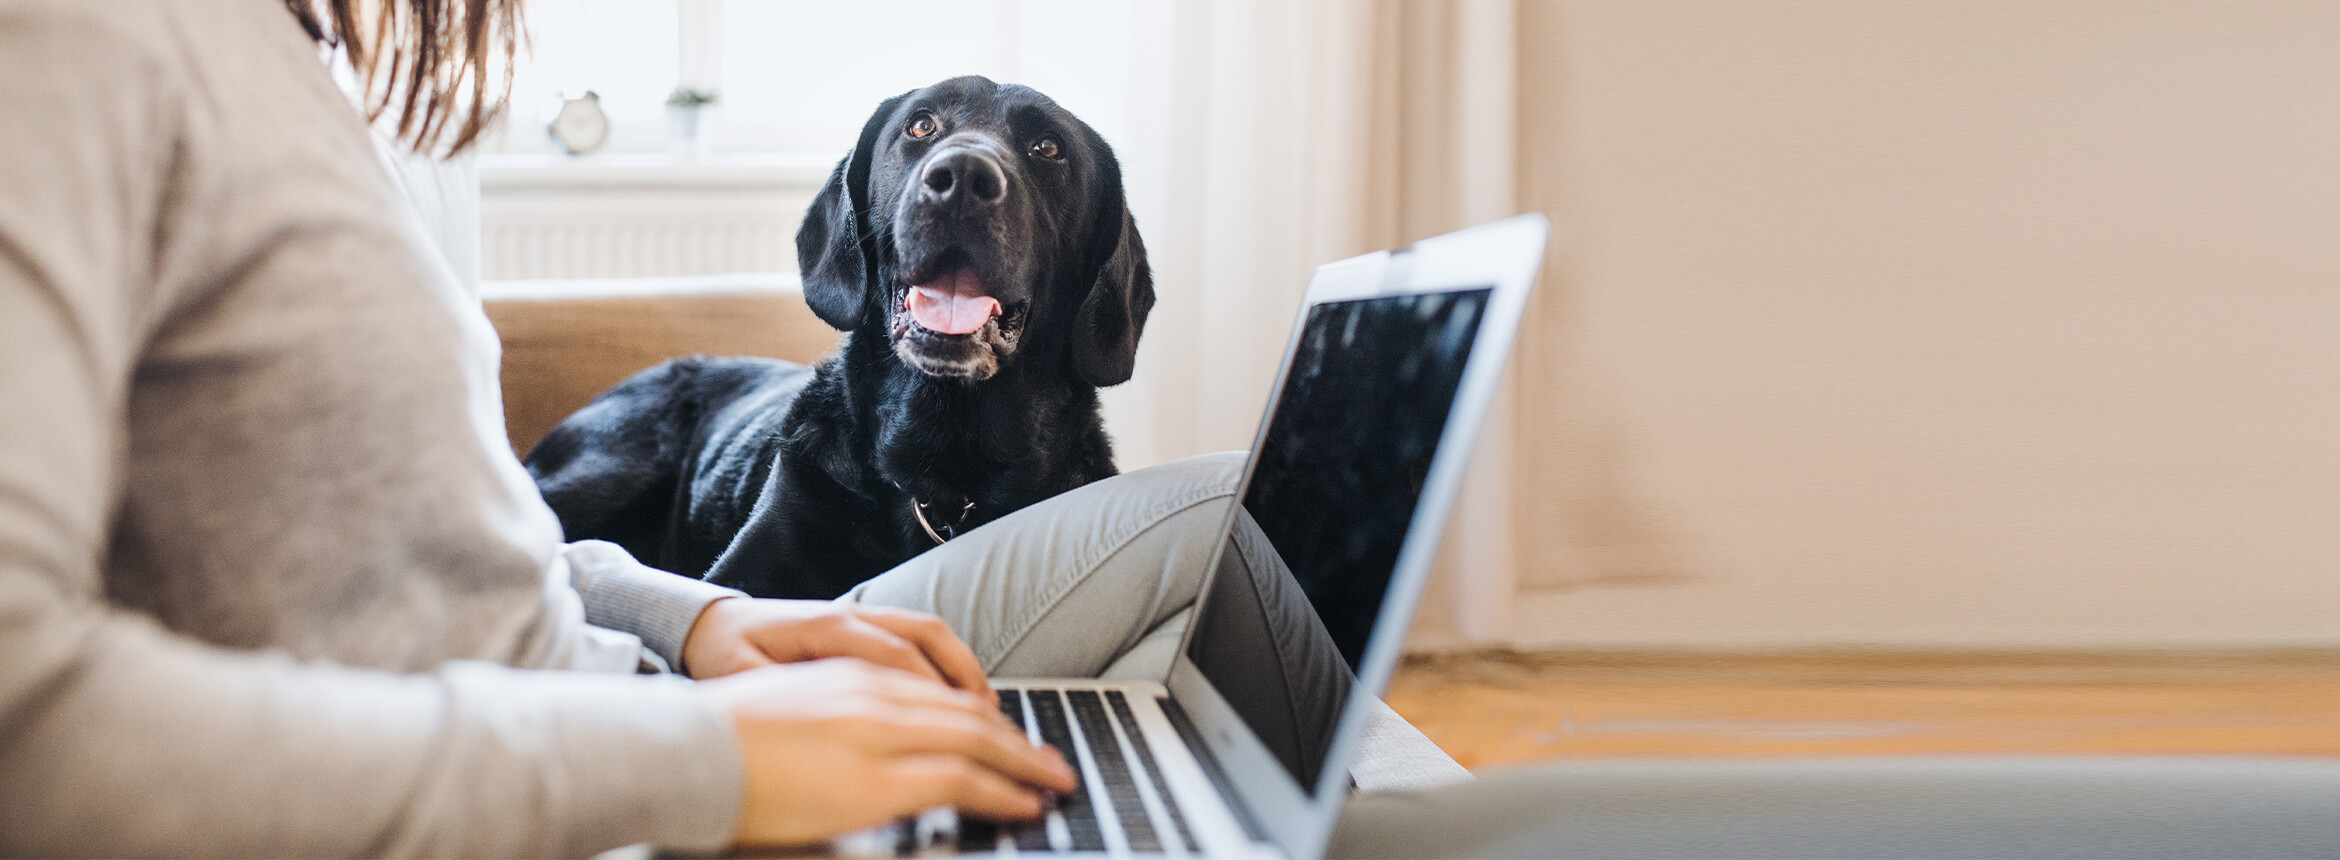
[479,152,834,191]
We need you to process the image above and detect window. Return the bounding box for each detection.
[495,0,1137,158]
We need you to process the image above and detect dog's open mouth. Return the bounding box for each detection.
[905,269,1000,336]
[890,261,1025,380]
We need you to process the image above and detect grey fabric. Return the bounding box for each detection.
[0,3,743,855]
[841,452,1469,792]
[842,453,1245,678]
[1348,697,1473,792]
[1330,757,2340,859]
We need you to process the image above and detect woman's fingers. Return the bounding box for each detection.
[864,707,1076,794]
[711,660,1081,846]
[712,600,992,700]
[800,615,950,685]
[840,658,1018,727]
[849,607,994,700]
[737,612,947,685]
[832,663,1073,792]
[887,755,1049,821]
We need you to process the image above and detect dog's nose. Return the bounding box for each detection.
[919,149,1007,213]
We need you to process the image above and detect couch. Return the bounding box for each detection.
[484,273,838,457]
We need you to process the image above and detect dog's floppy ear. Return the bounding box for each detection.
[797,91,912,331]
[1070,204,1155,387]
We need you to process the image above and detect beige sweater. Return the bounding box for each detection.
[0,2,748,855]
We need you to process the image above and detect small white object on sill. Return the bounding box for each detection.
[547,91,610,155]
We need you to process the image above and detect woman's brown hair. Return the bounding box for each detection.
[283,0,525,155]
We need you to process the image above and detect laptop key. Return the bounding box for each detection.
[953,816,998,853]
[1028,690,1106,851]
[1000,687,1026,730]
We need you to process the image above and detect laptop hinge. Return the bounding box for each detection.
[1158,695,1268,842]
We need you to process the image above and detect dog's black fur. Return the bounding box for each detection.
[525,76,1153,598]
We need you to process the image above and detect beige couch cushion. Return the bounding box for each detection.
[484,274,840,456]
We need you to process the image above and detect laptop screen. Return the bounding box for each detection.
[1183,286,1492,794]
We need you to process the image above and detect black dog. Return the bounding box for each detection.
[525,76,1153,598]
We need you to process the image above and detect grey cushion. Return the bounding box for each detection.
[1350,697,1473,792]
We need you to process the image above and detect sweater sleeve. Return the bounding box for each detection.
[565,540,748,674]
[0,8,743,855]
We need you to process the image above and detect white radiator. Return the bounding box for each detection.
[478,155,826,281]
[482,218,798,280]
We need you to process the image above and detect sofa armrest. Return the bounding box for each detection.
[484,273,841,456]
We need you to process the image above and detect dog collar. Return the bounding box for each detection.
[911,496,978,544]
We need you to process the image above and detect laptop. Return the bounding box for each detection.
[841,214,1548,859]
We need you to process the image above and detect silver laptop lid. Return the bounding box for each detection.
[1161,214,1549,859]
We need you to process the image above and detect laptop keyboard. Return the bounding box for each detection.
[1066,691,1156,850]
[917,688,1192,855]
[1102,691,1195,850]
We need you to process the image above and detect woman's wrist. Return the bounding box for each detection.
[680,595,745,678]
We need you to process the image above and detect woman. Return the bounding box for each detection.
[0,1,1318,853]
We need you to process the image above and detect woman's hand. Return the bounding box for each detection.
[682,597,992,701]
[702,658,1076,847]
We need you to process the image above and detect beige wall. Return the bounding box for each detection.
[1507,0,2340,648]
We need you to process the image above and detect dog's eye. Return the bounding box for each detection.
[906,113,939,139]
[1029,137,1062,160]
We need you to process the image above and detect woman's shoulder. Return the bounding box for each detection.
[0,3,183,96]
[7,1,356,133]
[0,2,338,157]
[0,2,280,74]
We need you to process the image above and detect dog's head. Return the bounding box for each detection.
[796,76,1153,385]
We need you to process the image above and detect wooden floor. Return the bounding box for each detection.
[1383,650,2340,770]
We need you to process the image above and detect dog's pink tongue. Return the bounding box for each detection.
[907,271,1000,335]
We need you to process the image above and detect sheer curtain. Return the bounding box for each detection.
[1106,0,1526,643]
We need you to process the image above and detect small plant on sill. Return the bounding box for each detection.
[666,87,720,107]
